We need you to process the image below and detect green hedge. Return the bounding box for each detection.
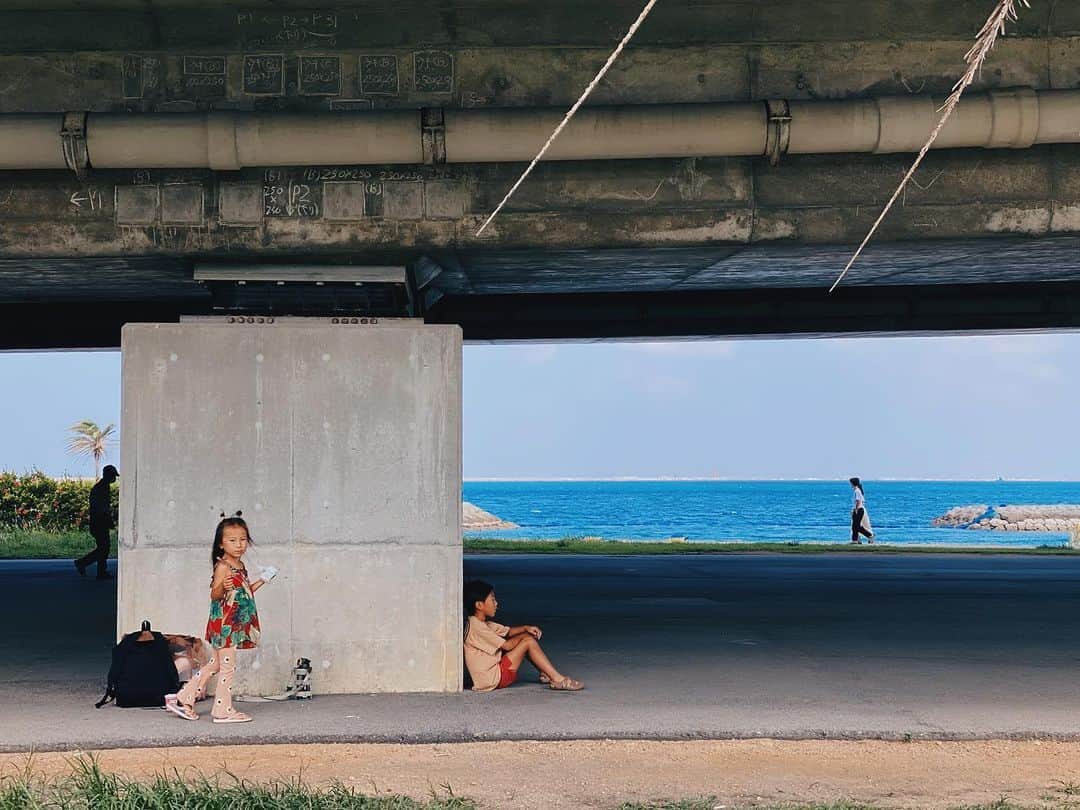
[0,471,118,532]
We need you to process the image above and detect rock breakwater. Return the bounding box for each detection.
[932,504,1080,532]
[463,502,519,531]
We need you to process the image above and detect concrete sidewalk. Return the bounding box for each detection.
[4,554,1080,752]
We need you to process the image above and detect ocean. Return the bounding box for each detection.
[462,480,1080,547]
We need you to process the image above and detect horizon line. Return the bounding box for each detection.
[464,477,1080,483]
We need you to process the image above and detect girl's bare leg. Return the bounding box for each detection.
[504,636,564,683]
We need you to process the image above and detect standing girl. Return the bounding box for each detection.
[165,512,270,723]
[849,477,874,544]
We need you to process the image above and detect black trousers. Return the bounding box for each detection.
[851,508,873,542]
[76,523,111,576]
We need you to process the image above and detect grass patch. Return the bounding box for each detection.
[1,531,1075,560]
[464,537,1080,556]
[0,530,116,560]
[0,758,474,809]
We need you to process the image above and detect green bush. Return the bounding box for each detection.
[0,470,118,531]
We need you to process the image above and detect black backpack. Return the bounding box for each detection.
[95,621,180,708]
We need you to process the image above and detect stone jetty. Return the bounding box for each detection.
[463,502,519,531]
[932,504,1080,532]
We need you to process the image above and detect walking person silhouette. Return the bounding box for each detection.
[849,476,874,544]
[75,464,118,579]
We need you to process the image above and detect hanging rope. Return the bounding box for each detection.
[475,0,661,236]
[829,0,1029,292]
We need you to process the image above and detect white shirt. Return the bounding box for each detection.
[852,488,865,510]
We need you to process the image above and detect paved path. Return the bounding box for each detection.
[3,554,1080,751]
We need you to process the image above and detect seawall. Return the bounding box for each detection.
[933,505,1080,532]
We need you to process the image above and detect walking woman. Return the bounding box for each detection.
[849,477,874,544]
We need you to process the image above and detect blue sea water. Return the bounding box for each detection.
[462,480,1080,547]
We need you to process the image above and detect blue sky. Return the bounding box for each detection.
[1,332,1076,480]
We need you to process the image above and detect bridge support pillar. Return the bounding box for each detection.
[117,319,462,694]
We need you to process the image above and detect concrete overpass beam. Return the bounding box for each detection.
[117,319,463,695]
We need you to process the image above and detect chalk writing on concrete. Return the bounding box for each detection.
[69,188,104,212]
[364,181,384,217]
[360,55,399,95]
[300,168,428,183]
[123,55,162,99]
[299,55,341,95]
[184,56,227,75]
[237,11,339,49]
[303,167,372,182]
[263,169,321,218]
[142,57,162,94]
[413,51,453,93]
[182,55,227,97]
[244,54,285,95]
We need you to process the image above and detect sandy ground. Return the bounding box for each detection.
[5,740,1080,808]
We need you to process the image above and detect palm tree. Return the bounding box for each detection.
[67,420,116,479]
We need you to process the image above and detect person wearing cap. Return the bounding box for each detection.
[75,464,118,580]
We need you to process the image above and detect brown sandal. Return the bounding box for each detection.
[549,677,584,691]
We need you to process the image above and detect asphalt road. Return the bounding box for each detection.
[3,553,1080,752]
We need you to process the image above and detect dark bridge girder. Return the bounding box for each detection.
[4,238,1080,348]
[4,280,1080,350]
[430,282,1080,341]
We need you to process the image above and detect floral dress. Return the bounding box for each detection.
[205,563,260,649]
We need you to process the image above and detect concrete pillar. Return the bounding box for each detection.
[117,319,462,694]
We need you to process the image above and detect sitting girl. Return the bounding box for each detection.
[463,580,583,692]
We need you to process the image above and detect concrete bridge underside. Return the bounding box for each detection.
[0,0,1078,347]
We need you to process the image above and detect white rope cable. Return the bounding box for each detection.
[475,0,661,236]
[828,0,1028,292]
